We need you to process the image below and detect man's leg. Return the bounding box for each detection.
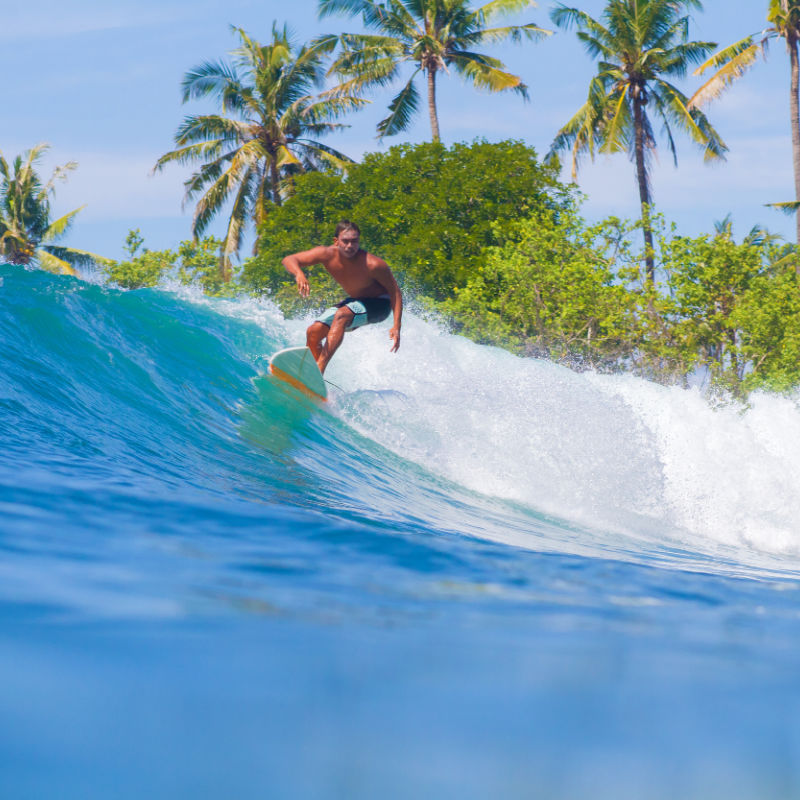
[306,321,329,363]
[317,306,354,373]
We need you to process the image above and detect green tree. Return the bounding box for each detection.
[319,0,549,141]
[659,232,763,391]
[689,0,800,243]
[733,259,800,392]
[176,237,230,294]
[643,220,800,394]
[549,0,727,282]
[103,231,227,292]
[0,144,103,276]
[154,24,363,276]
[103,241,177,289]
[441,208,638,367]
[241,139,571,310]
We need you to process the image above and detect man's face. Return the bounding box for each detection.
[335,230,360,259]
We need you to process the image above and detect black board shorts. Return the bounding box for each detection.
[316,296,392,331]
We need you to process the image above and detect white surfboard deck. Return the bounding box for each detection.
[269,346,328,401]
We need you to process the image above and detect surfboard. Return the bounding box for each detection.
[269,346,327,401]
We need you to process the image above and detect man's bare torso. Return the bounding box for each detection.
[318,246,388,297]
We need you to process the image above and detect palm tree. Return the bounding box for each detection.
[688,1,800,243]
[0,144,101,276]
[154,24,364,277]
[549,0,727,282]
[713,213,783,248]
[318,0,550,142]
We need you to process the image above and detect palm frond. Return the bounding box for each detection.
[654,79,728,161]
[154,140,226,172]
[337,32,406,57]
[377,75,420,137]
[472,23,552,45]
[36,249,77,276]
[276,145,302,169]
[551,4,611,41]
[473,0,537,25]
[574,29,614,61]
[182,153,238,202]
[767,201,800,216]
[41,245,108,269]
[661,41,719,76]
[688,37,766,108]
[39,161,78,201]
[191,141,263,237]
[449,53,527,96]
[174,114,251,146]
[549,85,605,179]
[598,84,631,155]
[182,60,243,105]
[650,90,679,166]
[41,206,85,243]
[332,54,403,96]
[222,169,254,261]
[294,138,356,167]
[298,94,369,123]
[318,0,373,19]
[364,0,419,38]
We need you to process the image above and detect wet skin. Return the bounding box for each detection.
[281,231,403,373]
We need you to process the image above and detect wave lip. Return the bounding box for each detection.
[4,268,800,577]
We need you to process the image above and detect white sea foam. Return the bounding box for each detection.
[194,286,800,564]
[309,311,800,563]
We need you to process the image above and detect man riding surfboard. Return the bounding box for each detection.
[281,220,403,374]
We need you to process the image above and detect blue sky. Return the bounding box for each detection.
[3,0,793,260]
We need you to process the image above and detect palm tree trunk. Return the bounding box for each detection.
[270,159,282,207]
[220,253,232,283]
[788,30,800,248]
[633,87,655,283]
[427,67,441,143]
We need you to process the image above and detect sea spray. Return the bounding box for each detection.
[6,266,800,573]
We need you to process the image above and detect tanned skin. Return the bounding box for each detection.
[281,228,403,373]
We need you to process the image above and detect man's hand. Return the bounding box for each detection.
[389,326,401,353]
[295,271,310,298]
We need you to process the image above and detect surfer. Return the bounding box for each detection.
[281,220,403,373]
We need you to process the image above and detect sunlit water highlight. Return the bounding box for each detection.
[2,265,800,799]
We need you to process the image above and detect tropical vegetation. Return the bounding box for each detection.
[242,139,570,308]
[319,0,549,141]
[11,3,800,400]
[689,0,800,242]
[548,0,727,282]
[153,24,365,277]
[243,139,800,396]
[0,144,103,275]
[103,229,231,294]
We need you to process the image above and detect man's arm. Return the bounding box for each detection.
[371,257,403,353]
[281,246,329,298]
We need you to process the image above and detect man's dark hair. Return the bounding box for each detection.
[334,220,360,238]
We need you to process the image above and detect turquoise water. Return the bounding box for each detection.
[3,264,800,798]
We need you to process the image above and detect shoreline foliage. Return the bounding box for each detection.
[244,139,800,397]
[0,144,105,275]
[12,2,800,401]
[103,229,231,295]
[242,139,571,311]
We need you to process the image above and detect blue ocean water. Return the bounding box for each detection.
[3,264,800,798]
